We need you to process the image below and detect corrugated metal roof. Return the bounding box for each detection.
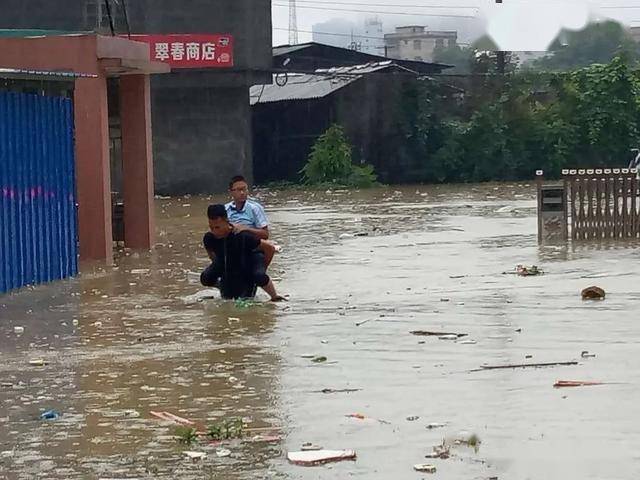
[272,43,315,57]
[250,62,400,105]
[0,29,90,38]
[0,68,97,79]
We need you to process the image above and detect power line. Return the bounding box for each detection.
[291,0,477,9]
[274,26,386,40]
[272,2,477,18]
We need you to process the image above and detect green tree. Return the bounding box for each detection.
[533,20,639,71]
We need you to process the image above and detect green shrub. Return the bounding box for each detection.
[302,124,378,188]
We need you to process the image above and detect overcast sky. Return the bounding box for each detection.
[272,0,640,50]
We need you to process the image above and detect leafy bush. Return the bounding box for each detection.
[302,124,378,188]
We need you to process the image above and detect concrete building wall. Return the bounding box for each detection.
[0,0,272,195]
[153,85,252,194]
[385,26,457,62]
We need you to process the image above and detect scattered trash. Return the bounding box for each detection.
[301,443,323,451]
[553,380,605,388]
[440,298,450,302]
[234,298,257,309]
[72,319,79,326]
[582,286,605,300]
[581,351,596,358]
[216,448,232,457]
[453,432,482,453]
[406,416,420,422]
[439,334,459,341]
[13,326,24,334]
[150,411,195,426]
[426,442,450,459]
[503,265,543,276]
[426,423,447,430]
[29,359,48,367]
[40,410,60,420]
[355,319,372,327]
[245,434,282,443]
[301,354,316,359]
[1,382,13,388]
[317,388,361,394]
[458,339,477,345]
[228,317,240,322]
[182,289,219,304]
[525,355,533,359]
[123,409,140,418]
[287,449,356,466]
[183,451,206,460]
[346,413,366,420]
[411,330,467,338]
[130,269,150,275]
[311,356,327,363]
[473,361,578,371]
[496,205,515,213]
[413,464,437,473]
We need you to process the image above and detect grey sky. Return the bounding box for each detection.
[272,0,640,49]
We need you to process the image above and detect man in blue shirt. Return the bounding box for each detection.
[225,175,269,240]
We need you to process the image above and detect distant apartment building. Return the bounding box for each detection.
[384,26,457,62]
[362,17,384,55]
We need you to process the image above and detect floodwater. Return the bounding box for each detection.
[1,183,640,480]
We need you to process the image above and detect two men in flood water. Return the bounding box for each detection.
[200,177,285,301]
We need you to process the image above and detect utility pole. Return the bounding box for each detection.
[289,0,299,45]
[495,0,505,73]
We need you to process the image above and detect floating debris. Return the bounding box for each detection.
[553,380,605,388]
[473,361,578,371]
[582,286,605,300]
[426,423,447,430]
[13,326,24,334]
[301,443,323,451]
[183,451,206,460]
[411,331,467,338]
[311,356,328,363]
[414,464,437,473]
[216,448,232,457]
[581,351,596,358]
[317,388,361,394]
[40,410,60,420]
[287,449,356,466]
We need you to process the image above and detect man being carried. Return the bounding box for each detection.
[226,175,270,240]
[200,204,285,302]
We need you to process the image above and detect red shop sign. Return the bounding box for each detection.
[129,34,234,68]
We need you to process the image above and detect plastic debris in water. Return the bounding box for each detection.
[184,451,206,460]
[216,448,232,457]
[13,326,24,334]
[40,410,60,420]
[414,464,437,473]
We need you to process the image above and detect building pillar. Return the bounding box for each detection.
[120,74,155,249]
[74,77,113,264]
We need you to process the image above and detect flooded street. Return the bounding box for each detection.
[2,183,640,480]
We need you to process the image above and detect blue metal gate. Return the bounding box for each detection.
[0,91,78,294]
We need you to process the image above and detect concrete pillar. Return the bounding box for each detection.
[74,77,113,264]
[120,75,155,249]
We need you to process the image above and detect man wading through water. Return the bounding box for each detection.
[200,204,286,301]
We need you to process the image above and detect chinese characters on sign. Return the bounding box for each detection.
[130,34,234,68]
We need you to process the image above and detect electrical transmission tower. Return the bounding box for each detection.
[289,0,299,45]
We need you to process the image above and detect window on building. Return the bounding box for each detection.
[413,39,421,50]
[404,40,409,45]
[435,38,445,49]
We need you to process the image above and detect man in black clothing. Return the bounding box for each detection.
[200,204,285,301]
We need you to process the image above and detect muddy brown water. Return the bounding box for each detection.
[1,183,640,479]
